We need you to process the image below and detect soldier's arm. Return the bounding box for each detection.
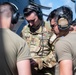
[59,60,72,75]
[17,60,31,75]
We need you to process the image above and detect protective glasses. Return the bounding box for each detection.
[50,24,57,29]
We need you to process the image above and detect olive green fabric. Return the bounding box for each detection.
[55,31,76,75]
[0,28,31,75]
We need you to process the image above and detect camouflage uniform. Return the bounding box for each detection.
[21,21,57,75]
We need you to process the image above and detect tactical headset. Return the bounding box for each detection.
[55,6,73,30]
[47,6,73,30]
[10,2,20,24]
[1,2,20,24]
[23,4,43,20]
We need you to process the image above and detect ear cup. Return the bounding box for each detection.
[54,6,73,30]
[9,2,20,24]
[58,18,68,27]
[58,18,69,30]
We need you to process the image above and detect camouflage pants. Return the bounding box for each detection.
[31,66,55,75]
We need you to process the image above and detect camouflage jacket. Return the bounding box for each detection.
[21,21,57,69]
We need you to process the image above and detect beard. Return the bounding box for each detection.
[29,24,40,33]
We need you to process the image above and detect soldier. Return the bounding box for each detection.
[47,6,76,75]
[0,2,31,75]
[21,4,57,75]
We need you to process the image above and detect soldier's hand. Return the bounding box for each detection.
[35,58,43,70]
